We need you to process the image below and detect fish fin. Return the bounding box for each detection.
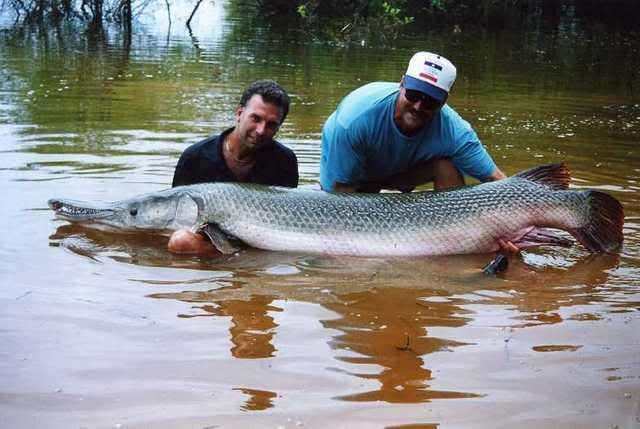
[568,191,624,253]
[511,227,573,248]
[514,163,571,190]
[198,223,241,255]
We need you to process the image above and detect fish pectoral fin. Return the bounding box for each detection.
[197,223,241,255]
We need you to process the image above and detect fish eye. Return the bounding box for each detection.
[130,207,138,216]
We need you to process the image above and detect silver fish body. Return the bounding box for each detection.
[48,164,624,256]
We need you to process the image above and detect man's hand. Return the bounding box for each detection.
[498,238,520,255]
[168,229,221,255]
[486,167,507,181]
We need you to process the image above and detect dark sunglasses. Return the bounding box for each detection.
[403,88,443,110]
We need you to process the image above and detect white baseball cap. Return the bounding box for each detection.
[404,51,457,102]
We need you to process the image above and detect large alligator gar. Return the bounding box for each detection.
[48,163,624,256]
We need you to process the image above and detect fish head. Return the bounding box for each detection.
[48,190,200,233]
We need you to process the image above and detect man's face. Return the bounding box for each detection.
[394,85,444,136]
[235,94,283,150]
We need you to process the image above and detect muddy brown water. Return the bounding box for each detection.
[1,3,640,428]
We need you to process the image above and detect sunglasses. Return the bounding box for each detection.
[403,88,443,110]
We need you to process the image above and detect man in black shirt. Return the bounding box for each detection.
[169,80,299,254]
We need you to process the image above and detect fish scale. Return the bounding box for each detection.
[189,178,581,255]
[48,164,624,257]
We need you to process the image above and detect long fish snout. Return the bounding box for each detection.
[48,198,115,220]
[47,191,196,232]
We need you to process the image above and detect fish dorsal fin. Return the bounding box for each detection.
[513,163,571,190]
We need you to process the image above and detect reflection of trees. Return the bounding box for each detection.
[4,0,638,143]
[1,25,140,136]
[322,287,478,403]
[1,19,240,144]
[5,0,640,34]
[4,0,134,35]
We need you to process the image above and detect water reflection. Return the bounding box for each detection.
[144,267,484,402]
[232,387,278,411]
[50,223,173,264]
[487,254,620,328]
[322,287,478,403]
[3,6,640,422]
[16,160,135,177]
[101,238,628,405]
[178,294,281,359]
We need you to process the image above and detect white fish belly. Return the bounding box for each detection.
[226,219,512,256]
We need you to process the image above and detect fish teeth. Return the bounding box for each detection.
[59,206,101,216]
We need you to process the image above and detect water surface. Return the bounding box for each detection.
[1,3,639,427]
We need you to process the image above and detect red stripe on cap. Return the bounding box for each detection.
[419,73,438,83]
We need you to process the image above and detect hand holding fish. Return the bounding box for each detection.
[498,238,521,255]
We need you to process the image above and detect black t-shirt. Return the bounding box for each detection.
[172,128,299,188]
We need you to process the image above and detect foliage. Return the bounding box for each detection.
[255,0,640,41]
[0,0,140,33]
[270,0,416,44]
[1,0,639,40]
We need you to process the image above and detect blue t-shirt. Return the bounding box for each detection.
[319,82,497,191]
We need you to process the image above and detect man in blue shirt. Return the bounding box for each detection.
[320,52,517,253]
[169,80,298,254]
[320,51,506,194]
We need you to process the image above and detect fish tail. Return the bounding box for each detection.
[569,191,624,253]
[514,163,571,190]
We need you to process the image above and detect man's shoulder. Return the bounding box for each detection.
[181,133,223,159]
[342,82,398,110]
[335,82,398,128]
[172,132,228,187]
[348,81,399,98]
[438,104,473,132]
[439,104,462,120]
